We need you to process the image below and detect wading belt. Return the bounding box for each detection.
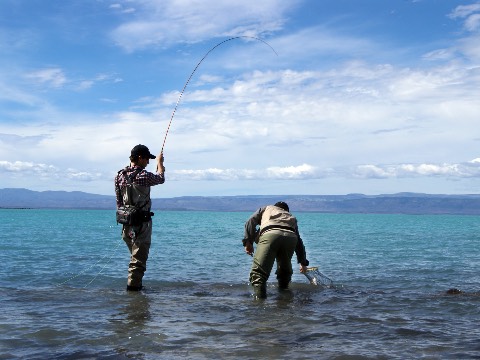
[259,225,296,237]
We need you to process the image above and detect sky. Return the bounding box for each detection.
[1,0,480,198]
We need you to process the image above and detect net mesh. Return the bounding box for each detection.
[304,267,334,287]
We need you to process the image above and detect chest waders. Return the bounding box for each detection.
[116,167,154,291]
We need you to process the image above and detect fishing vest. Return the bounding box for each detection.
[259,205,297,234]
[121,169,152,212]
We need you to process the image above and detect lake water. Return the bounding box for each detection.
[1,209,479,359]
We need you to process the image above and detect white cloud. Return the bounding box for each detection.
[77,80,94,90]
[0,161,103,182]
[0,160,58,174]
[265,164,320,179]
[354,161,480,179]
[2,58,479,183]
[110,2,136,13]
[422,48,456,61]
[450,3,480,17]
[110,0,299,51]
[267,27,378,66]
[170,164,322,181]
[4,158,480,188]
[74,73,123,91]
[65,169,104,181]
[464,13,480,31]
[24,68,66,88]
[0,81,41,106]
[449,3,480,31]
[457,35,480,61]
[2,1,480,196]
[20,68,122,92]
[354,165,390,179]
[0,133,49,146]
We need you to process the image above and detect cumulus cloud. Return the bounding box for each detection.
[354,161,480,179]
[0,161,322,183]
[154,63,479,148]
[171,164,323,181]
[0,160,58,174]
[4,158,480,186]
[2,60,479,188]
[265,164,321,179]
[0,161,103,181]
[2,1,480,195]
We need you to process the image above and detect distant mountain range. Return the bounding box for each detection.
[1,188,480,214]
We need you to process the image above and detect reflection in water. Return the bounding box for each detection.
[123,292,151,325]
[111,291,152,358]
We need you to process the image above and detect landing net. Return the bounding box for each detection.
[304,267,334,287]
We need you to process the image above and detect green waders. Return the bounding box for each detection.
[122,220,152,290]
[249,229,298,298]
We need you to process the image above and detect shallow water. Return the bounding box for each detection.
[1,209,479,359]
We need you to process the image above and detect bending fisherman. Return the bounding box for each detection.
[242,201,309,298]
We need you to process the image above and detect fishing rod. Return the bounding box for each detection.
[160,36,278,154]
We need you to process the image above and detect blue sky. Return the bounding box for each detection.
[1,0,480,197]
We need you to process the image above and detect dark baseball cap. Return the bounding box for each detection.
[274,201,289,212]
[131,144,156,159]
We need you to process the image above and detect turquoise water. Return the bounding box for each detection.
[1,209,479,359]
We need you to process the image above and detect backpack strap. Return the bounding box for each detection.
[120,167,143,206]
[126,167,143,184]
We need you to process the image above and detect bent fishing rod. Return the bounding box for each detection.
[160,36,278,154]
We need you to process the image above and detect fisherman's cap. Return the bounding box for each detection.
[274,201,289,212]
[131,144,156,159]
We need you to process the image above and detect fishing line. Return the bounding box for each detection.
[160,36,278,153]
[56,239,123,287]
[83,239,122,288]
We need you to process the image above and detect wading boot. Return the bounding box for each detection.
[253,284,267,299]
[126,284,143,291]
[278,279,290,290]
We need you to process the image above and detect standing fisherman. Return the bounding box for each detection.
[114,144,165,291]
[242,201,309,298]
